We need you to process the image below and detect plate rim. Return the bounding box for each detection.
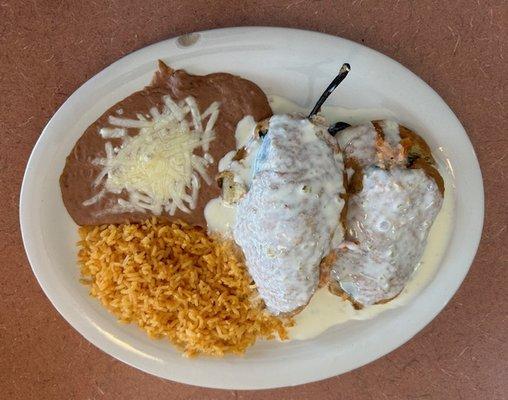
[19,26,484,389]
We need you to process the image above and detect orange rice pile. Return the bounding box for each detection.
[78,218,291,356]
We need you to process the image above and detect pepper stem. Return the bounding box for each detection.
[308,63,351,118]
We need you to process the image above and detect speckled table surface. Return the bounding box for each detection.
[1,1,507,399]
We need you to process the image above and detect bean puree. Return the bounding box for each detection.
[60,61,272,226]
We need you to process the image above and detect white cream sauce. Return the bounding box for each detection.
[290,177,453,340]
[205,98,394,236]
[330,120,444,305]
[379,119,401,147]
[337,122,406,168]
[217,116,260,187]
[331,167,443,305]
[337,123,379,167]
[203,198,237,236]
[233,115,345,315]
[203,95,454,338]
[204,116,259,237]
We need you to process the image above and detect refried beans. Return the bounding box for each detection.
[60,61,272,226]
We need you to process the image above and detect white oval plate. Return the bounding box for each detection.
[20,27,483,389]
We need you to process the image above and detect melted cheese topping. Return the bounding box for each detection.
[84,96,220,215]
[233,115,345,315]
[332,167,443,305]
[336,123,378,167]
[205,116,258,237]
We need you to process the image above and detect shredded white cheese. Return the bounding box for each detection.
[83,96,220,216]
[99,127,127,139]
